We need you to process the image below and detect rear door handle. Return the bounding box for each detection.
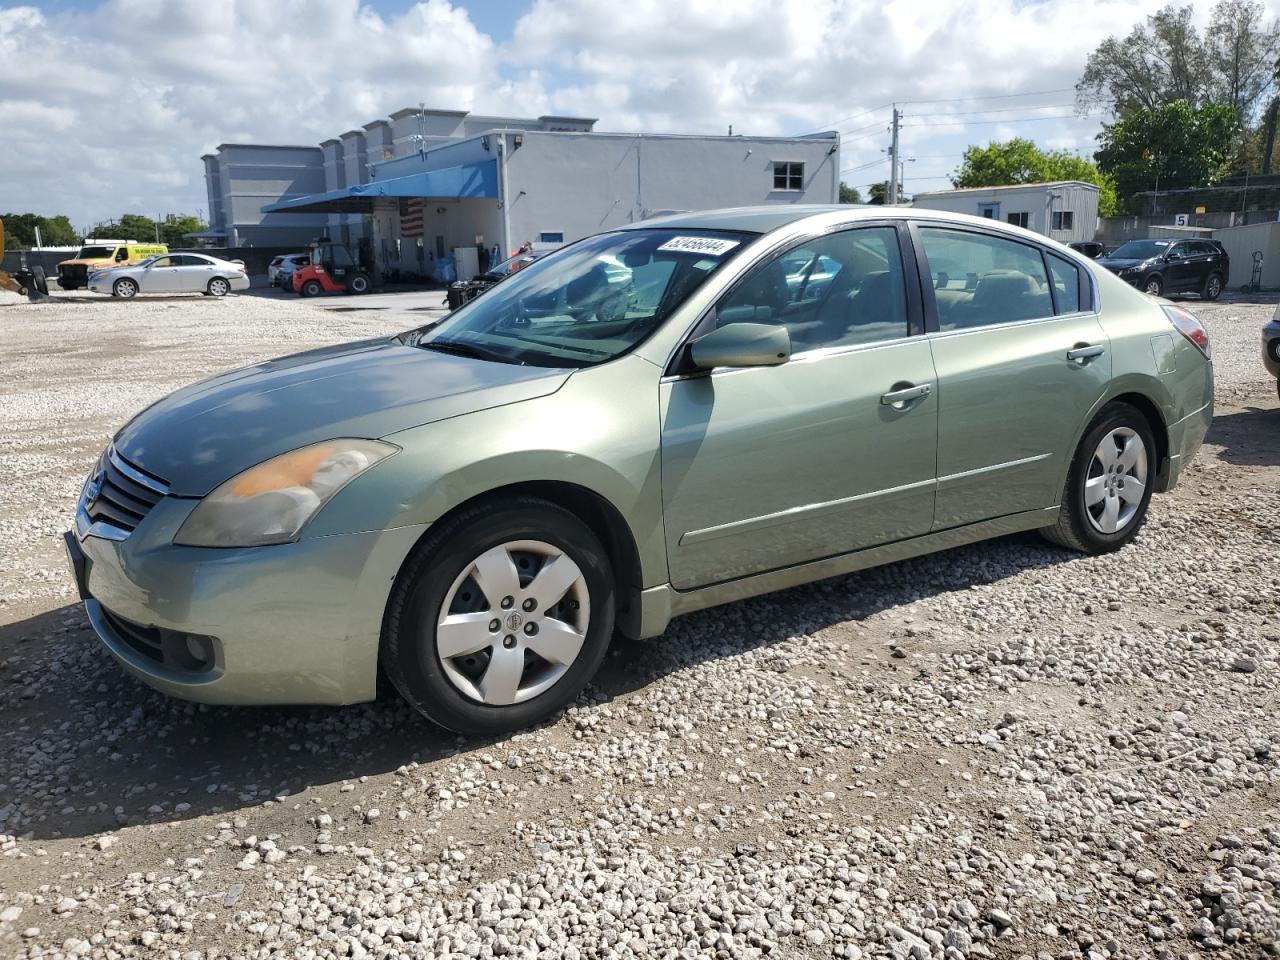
[1067,344,1106,363]
[880,383,932,406]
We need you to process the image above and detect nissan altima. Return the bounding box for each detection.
[66,207,1214,735]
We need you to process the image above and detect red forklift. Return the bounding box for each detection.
[291,240,372,297]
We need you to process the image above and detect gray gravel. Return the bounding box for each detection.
[1,289,1278,959]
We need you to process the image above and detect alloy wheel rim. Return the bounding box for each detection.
[1209,276,1221,296]
[211,279,228,295]
[118,280,136,296]
[1145,279,1160,294]
[435,539,590,706]
[1084,426,1148,534]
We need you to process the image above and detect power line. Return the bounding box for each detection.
[899,87,1076,105]
[908,102,1077,119]
[902,113,1087,128]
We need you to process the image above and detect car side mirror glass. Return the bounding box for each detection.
[689,322,791,370]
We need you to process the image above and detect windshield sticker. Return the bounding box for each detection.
[657,236,741,256]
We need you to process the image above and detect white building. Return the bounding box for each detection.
[202,107,840,279]
[910,181,1100,244]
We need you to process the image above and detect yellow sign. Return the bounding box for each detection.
[1195,206,1206,214]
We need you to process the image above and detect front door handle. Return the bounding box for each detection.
[880,382,932,406]
[1067,344,1106,363]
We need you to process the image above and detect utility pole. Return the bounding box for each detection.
[887,105,900,205]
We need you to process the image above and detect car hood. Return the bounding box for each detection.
[113,337,570,496]
[1096,257,1150,272]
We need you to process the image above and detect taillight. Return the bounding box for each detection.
[1163,304,1210,359]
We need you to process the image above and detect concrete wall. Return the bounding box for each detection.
[501,131,840,248]
[912,183,1099,243]
[1198,221,1280,289]
[207,145,327,246]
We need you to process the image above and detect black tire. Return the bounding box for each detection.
[1041,402,1157,554]
[301,279,322,298]
[1201,272,1223,301]
[112,278,138,299]
[1142,274,1163,297]
[347,272,371,295]
[382,497,615,735]
[207,277,230,298]
[31,266,48,296]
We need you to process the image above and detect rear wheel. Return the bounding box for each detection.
[301,279,322,298]
[112,278,138,299]
[207,277,230,297]
[347,272,371,295]
[382,498,615,735]
[1142,275,1163,297]
[1042,402,1156,554]
[1202,272,1223,301]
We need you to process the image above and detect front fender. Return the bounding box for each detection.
[304,354,669,589]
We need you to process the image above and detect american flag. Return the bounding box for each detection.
[399,198,424,238]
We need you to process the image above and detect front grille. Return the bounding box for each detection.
[98,605,218,674]
[84,448,169,536]
[101,608,164,663]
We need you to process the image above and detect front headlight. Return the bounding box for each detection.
[174,439,397,547]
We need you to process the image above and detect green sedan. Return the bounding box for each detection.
[65,207,1214,734]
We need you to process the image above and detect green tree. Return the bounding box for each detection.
[866,181,905,205]
[0,213,79,248]
[1077,4,1205,114]
[1205,0,1280,120]
[159,213,205,246]
[838,182,862,204]
[1094,101,1242,210]
[952,138,1119,216]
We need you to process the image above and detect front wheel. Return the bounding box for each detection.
[112,278,138,299]
[1142,275,1163,297]
[300,279,322,298]
[382,498,615,735]
[1202,273,1223,301]
[207,277,230,297]
[1042,402,1156,553]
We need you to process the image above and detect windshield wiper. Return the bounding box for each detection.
[419,338,520,364]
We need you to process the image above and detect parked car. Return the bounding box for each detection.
[88,253,249,298]
[1096,238,1228,299]
[57,241,168,291]
[1263,312,1280,399]
[1068,241,1107,259]
[269,253,309,287]
[445,251,541,310]
[65,207,1213,735]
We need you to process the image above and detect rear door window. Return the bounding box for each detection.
[1046,253,1082,314]
[918,227,1052,330]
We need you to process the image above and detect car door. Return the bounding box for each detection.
[139,256,178,292]
[1162,241,1199,291]
[660,223,939,590]
[913,223,1111,530]
[172,254,215,291]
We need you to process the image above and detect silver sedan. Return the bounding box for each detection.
[89,253,250,298]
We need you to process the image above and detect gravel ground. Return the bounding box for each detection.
[1,289,1278,960]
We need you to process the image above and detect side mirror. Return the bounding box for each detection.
[1165,251,1180,260]
[689,322,791,370]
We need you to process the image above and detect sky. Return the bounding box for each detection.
[3,0,1276,229]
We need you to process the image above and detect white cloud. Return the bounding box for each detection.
[3,0,1280,226]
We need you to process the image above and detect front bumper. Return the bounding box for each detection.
[68,495,426,706]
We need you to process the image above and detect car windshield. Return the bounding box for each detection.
[414,228,753,368]
[1109,240,1171,259]
[77,246,115,259]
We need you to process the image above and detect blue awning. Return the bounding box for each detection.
[262,160,498,214]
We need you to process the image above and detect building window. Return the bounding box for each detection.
[539,231,565,244]
[1006,212,1029,228]
[773,162,804,191]
[978,203,999,219]
[1052,210,1074,231]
